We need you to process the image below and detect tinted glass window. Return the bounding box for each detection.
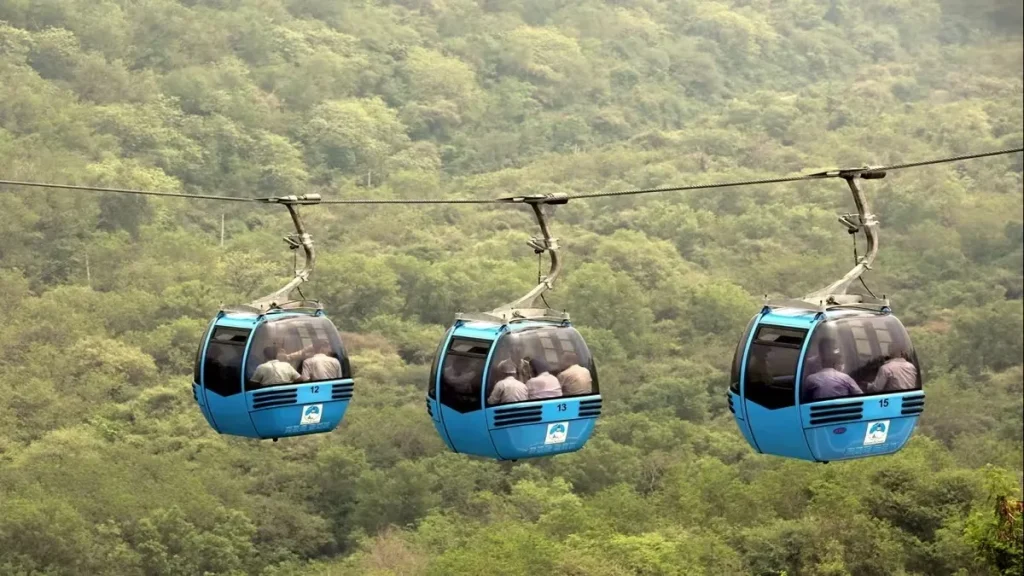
[194,319,216,384]
[485,325,598,407]
[439,337,490,413]
[802,314,921,404]
[730,314,758,393]
[744,325,806,409]
[244,315,351,390]
[203,326,250,397]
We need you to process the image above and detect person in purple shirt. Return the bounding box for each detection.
[803,341,863,402]
[525,356,562,400]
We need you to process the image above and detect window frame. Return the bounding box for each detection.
[202,325,252,397]
[437,336,492,414]
[743,324,807,410]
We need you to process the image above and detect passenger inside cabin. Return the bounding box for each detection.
[252,345,302,386]
[443,355,479,395]
[802,349,822,377]
[301,340,342,382]
[864,351,918,393]
[557,352,593,396]
[803,340,863,402]
[488,359,529,405]
[525,356,562,400]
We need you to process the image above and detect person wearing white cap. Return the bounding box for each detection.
[488,359,529,405]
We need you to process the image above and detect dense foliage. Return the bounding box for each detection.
[1,0,1022,574]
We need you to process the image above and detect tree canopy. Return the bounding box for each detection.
[0,0,1022,574]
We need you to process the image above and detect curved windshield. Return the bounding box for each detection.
[244,315,351,390]
[485,325,598,407]
[801,314,921,404]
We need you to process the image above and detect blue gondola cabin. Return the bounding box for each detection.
[426,320,601,460]
[193,310,354,440]
[728,305,924,462]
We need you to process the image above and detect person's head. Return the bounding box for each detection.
[317,340,332,355]
[819,339,843,370]
[263,345,278,361]
[529,356,550,376]
[496,359,518,378]
[563,351,579,366]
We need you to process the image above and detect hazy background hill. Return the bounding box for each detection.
[0,1,1022,574]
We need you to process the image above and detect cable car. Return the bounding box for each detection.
[728,168,924,462]
[425,194,602,460]
[192,195,355,440]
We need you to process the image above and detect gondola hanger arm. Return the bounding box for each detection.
[802,167,883,306]
[488,193,568,317]
[247,194,321,312]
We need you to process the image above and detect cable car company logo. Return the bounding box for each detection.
[545,422,569,445]
[863,420,890,446]
[300,404,324,426]
[832,427,847,435]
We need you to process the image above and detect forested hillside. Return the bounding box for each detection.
[1,0,1022,574]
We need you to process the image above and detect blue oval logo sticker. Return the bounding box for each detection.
[833,427,847,434]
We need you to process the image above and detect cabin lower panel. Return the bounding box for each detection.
[426,398,456,451]
[248,400,348,438]
[193,382,217,430]
[202,390,259,438]
[728,392,759,453]
[744,402,814,461]
[487,396,600,460]
[247,380,351,439]
[489,417,595,460]
[804,416,920,461]
[438,405,498,459]
[799,392,924,461]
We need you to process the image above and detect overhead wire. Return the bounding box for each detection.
[2,146,1017,317]
[566,146,1024,199]
[860,146,1024,172]
[319,197,499,205]
[0,179,258,202]
[0,146,1021,205]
